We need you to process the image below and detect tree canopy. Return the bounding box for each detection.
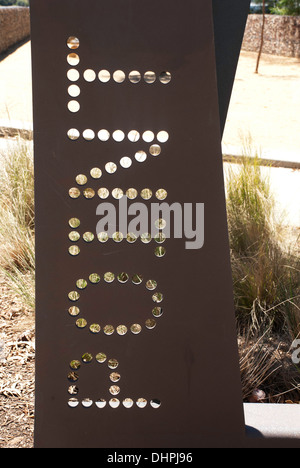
[0,0,29,6]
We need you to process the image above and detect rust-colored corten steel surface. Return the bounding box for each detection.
[30,0,300,449]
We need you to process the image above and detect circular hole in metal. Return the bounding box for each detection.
[109,385,120,396]
[135,151,147,163]
[68,291,80,301]
[128,130,140,142]
[142,131,155,143]
[83,188,95,199]
[67,99,80,112]
[98,188,110,199]
[104,272,115,283]
[145,318,156,330]
[141,188,152,200]
[155,218,167,229]
[126,188,138,200]
[68,84,80,97]
[150,399,162,409]
[96,353,107,364]
[76,318,87,329]
[154,232,166,244]
[69,245,80,256]
[98,70,111,83]
[82,129,95,141]
[105,162,117,174]
[90,167,102,179]
[68,398,79,408]
[67,36,80,49]
[132,274,143,285]
[70,360,81,370]
[82,398,93,408]
[129,71,141,84]
[113,130,125,142]
[90,323,101,334]
[103,325,115,336]
[76,174,87,185]
[83,69,96,82]
[152,307,163,318]
[123,398,134,409]
[127,233,137,244]
[97,232,109,243]
[144,71,156,84]
[108,359,119,370]
[68,385,79,395]
[67,128,80,140]
[113,70,126,83]
[69,217,80,228]
[69,187,80,199]
[146,280,157,291]
[68,371,79,382]
[109,398,120,408]
[157,131,169,143]
[155,246,166,258]
[67,69,80,82]
[68,306,80,317]
[117,325,127,336]
[136,398,147,408]
[89,273,101,284]
[112,188,124,199]
[130,324,142,335]
[82,353,93,363]
[76,279,87,289]
[83,232,95,242]
[149,144,161,156]
[152,292,164,303]
[117,272,129,283]
[159,71,171,84]
[95,399,107,409]
[120,156,132,168]
[112,232,124,243]
[98,129,110,141]
[67,53,80,66]
[156,189,168,200]
[141,233,152,244]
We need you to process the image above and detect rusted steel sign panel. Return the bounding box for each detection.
[30,0,250,448]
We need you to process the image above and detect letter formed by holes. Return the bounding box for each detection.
[65,35,172,409]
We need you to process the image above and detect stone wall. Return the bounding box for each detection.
[242,14,300,58]
[0,6,30,55]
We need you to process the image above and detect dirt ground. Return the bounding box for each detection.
[0,277,34,448]
[223,50,300,160]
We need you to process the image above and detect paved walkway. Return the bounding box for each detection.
[0,41,32,126]
[0,42,299,228]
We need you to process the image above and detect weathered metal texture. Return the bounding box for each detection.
[29,0,276,448]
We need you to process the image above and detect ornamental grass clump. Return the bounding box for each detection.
[0,137,35,310]
[225,156,300,339]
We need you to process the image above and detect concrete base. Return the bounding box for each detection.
[244,403,300,442]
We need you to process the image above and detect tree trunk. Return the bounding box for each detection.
[255,0,266,74]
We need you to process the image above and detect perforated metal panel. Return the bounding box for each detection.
[31,0,251,448]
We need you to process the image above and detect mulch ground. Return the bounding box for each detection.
[0,276,34,448]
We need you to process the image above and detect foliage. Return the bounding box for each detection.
[250,0,300,14]
[0,0,29,6]
[271,0,300,15]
